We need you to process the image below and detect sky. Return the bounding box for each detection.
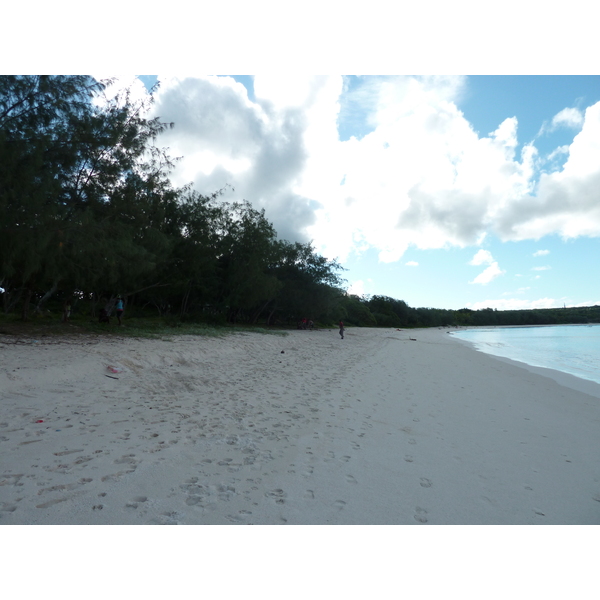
[7,5,600,312]
[112,74,600,311]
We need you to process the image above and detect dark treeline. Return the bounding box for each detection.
[1,76,598,329]
[0,75,344,326]
[339,295,600,328]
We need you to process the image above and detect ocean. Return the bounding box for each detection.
[450,324,600,386]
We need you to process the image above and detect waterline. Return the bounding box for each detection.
[451,324,600,386]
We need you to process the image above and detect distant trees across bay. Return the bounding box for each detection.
[1,76,598,329]
[338,296,600,329]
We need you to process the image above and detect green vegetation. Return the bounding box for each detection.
[0,76,344,329]
[1,76,598,335]
[337,295,600,328]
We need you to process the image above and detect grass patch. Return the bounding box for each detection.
[0,313,289,340]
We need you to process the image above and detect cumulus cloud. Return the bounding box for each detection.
[533,249,549,256]
[495,102,600,241]
[148,75,338,244]
[469,262,505,285]
[532,265,551,271]
[469,249,494,266]
[468,249,505,284]
[405,261,419,266]
[136,75,600,264]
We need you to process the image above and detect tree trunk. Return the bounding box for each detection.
[35,279,59,314]
[252,298,272,324]
[180,285,191,317]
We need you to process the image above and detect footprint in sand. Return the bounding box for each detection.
[404,455,414,463]
[420,478,432,488]
[113,454,138,465]
[265,489,287,504]
[414,506,428,523]
[225,510,253,523]
[345,474,357,484]
[126,496,148,510]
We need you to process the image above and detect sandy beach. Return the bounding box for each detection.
[1,326,599,525]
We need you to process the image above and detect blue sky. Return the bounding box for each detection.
[7,4,598,312]
[126,75,600,311]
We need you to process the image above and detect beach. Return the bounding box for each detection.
[1,326,599,525]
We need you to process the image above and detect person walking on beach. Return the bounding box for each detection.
[339,320,344,340]
[115,296,124,326]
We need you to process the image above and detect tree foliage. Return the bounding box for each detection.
[2,76,598,329]
[0,76,345,324]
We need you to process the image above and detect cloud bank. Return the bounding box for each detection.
[133,75,600,264]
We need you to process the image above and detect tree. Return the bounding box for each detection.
[0,76,179,318]
[0,76,105,317]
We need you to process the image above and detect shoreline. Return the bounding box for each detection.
[449,328,600,397]
[1,327,599,525]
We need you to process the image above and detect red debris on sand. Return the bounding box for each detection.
[35,420,44,423]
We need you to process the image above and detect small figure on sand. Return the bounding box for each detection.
[115,295,124,326]
[339,320,344,340]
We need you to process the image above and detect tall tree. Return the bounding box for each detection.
[0,76,105,317]
[0,76,179,317]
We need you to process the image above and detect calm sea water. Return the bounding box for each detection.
[451,324,600,385]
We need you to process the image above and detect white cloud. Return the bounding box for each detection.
[552,107,584,129]
[91,75,151,111]
[347,280,365,296]
[405,261,419,267]
[469,262,505,285]
[469,249,504,284]
[140,76,600,265]
[572,300,600,307]
[532,266,551,271]
[496,101,600,241]
[533,249,549,256]
[469,249,494,266]
[546,145,569,162]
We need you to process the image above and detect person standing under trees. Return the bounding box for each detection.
[339,320,345,340]
[115,296,124,326]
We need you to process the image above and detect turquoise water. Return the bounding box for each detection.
[451,324,600,385]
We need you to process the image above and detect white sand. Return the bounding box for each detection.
[1,326,599,525]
